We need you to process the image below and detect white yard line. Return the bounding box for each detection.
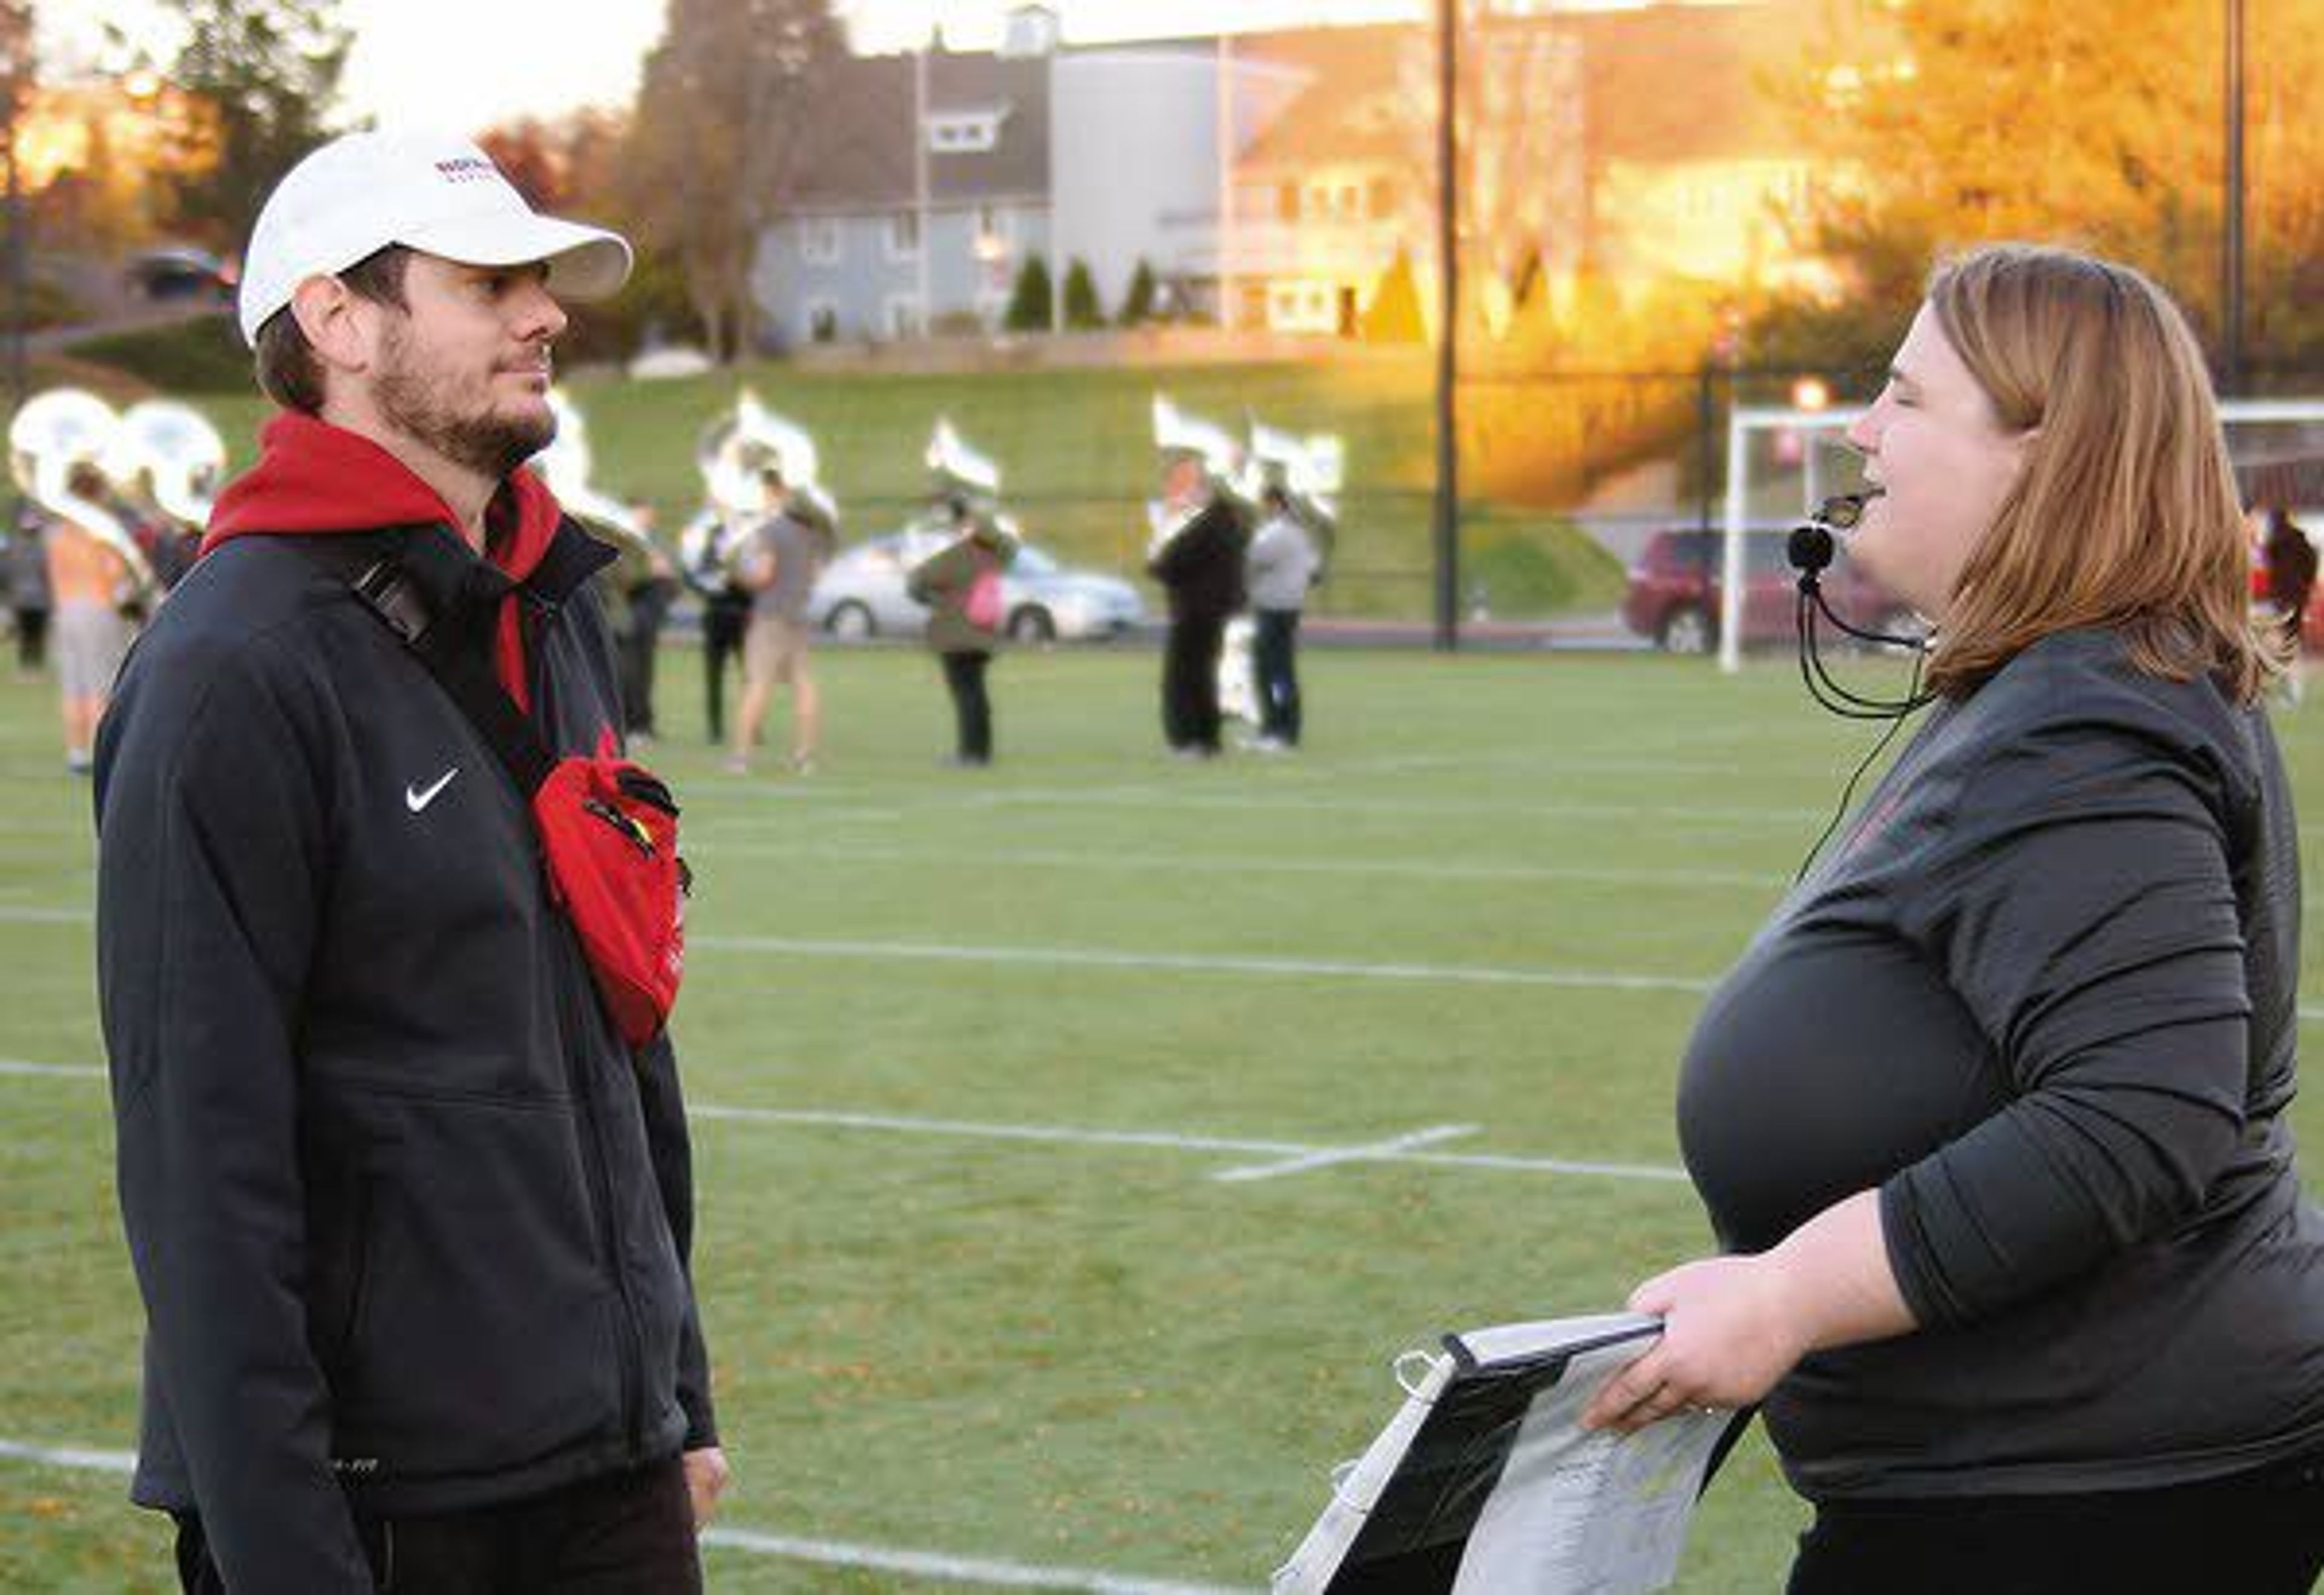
[701,1527,1248,1594]
[1211,1123,1479,1182]
[687,935,1721,993]
[9,904,2323,1022]
[0,1059,1691,1184]
[0,1438,136,1473]
[0,1059,97,1079]
[689,1103,1690,1182]
[953,788,1828,826]
[0,1438,1247,1595]
[683,840,1782,892]
[0,905,1718,993]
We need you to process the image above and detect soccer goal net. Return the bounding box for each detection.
[1718,398,2324,674]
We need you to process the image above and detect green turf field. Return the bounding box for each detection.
[2,642,2319,1592]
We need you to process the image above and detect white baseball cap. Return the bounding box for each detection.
[237,128,633,346]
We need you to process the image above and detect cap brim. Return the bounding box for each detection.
[398,211,634,301]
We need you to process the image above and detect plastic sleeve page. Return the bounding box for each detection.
[1272,1354,1454,1594]
[1449,1338,1729,1595]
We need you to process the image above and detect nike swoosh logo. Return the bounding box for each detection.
[405,768,459,813]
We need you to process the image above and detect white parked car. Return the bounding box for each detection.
[810,525,1145,642]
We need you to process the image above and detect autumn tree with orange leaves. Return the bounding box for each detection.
[1751,0,2324,378]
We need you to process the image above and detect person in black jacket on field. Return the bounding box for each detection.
[1147,454,1246,757]
[1583,245,2324,1594]
[94,129,726,1594]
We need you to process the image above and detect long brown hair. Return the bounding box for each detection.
[1922,243,2280,703]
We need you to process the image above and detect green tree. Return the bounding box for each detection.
[1060,257,1102,330]
[1003,252,1052,332]
[1118,257,1158,326]
[625,0,844,361]
[157,0,352,251]
[1361,249,1425,343]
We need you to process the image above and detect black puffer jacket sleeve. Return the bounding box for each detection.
[634,1029,718,1450]
[96,626,375,1594]
[1880,700,2254,1326]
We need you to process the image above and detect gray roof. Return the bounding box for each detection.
[787,50,1049,210]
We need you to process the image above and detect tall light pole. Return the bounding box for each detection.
[0,3,28,415]
[915,36,932,339]
[2222,0,2245,393]
[4,117,22,413]
[1432,0,1460,651]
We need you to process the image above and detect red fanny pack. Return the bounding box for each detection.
[334,544,692,1047]
[532,748,689,1045]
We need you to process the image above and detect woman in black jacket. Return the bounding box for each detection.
[1583,244,2324,1594]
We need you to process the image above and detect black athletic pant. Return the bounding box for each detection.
[700,596,749,743]
[619,583,674,737]
[1161,613,1226,752]
[175,1457,701,1594]
[942,649,993,763]
[12,605,46,671]
[1253,608,1302,745]
[1787,1445,2324,1595]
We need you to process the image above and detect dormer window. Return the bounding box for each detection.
[928,111,1003,154]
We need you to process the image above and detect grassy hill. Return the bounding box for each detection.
[51,317,1623,621]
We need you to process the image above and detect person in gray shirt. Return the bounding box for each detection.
[1583,244,2324,1594]
[727,465,826,775]
[1245,485,1321,750]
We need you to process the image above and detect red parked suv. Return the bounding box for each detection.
[1623,527,1923,653]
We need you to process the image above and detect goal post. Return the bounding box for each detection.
[1718,398,2324,675]
[1720,405,1864,674]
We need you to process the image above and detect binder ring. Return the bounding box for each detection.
[1394,1348,1445,1396]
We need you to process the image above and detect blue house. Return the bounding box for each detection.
[752,44,1054,347]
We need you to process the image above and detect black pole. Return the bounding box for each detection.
[3,128,20,410]
[1696,364,1715,534]
[1432,0,1460,650]
[2222,0,2244,394]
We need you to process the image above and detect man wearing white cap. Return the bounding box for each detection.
[93,130,726,1593]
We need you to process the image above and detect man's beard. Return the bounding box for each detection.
[373,327,556,482]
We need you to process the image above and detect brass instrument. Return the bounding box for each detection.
[531,388,656,554]
[699,390,835,533]
[113,399,226,533]
[8,388,156,601]
[1242,416,1342,570]
[925,416,1002,502]
[1147,393,1249,557]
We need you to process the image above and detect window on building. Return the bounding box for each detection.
[1368,177,1397,219]
[1277,181,1299,222]
[887,296,922,340]
[806,300,839,343]
[888,210,921,261]
[801,218,841,265]
[927,113,1002,154]
[1267,280,1338,334]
